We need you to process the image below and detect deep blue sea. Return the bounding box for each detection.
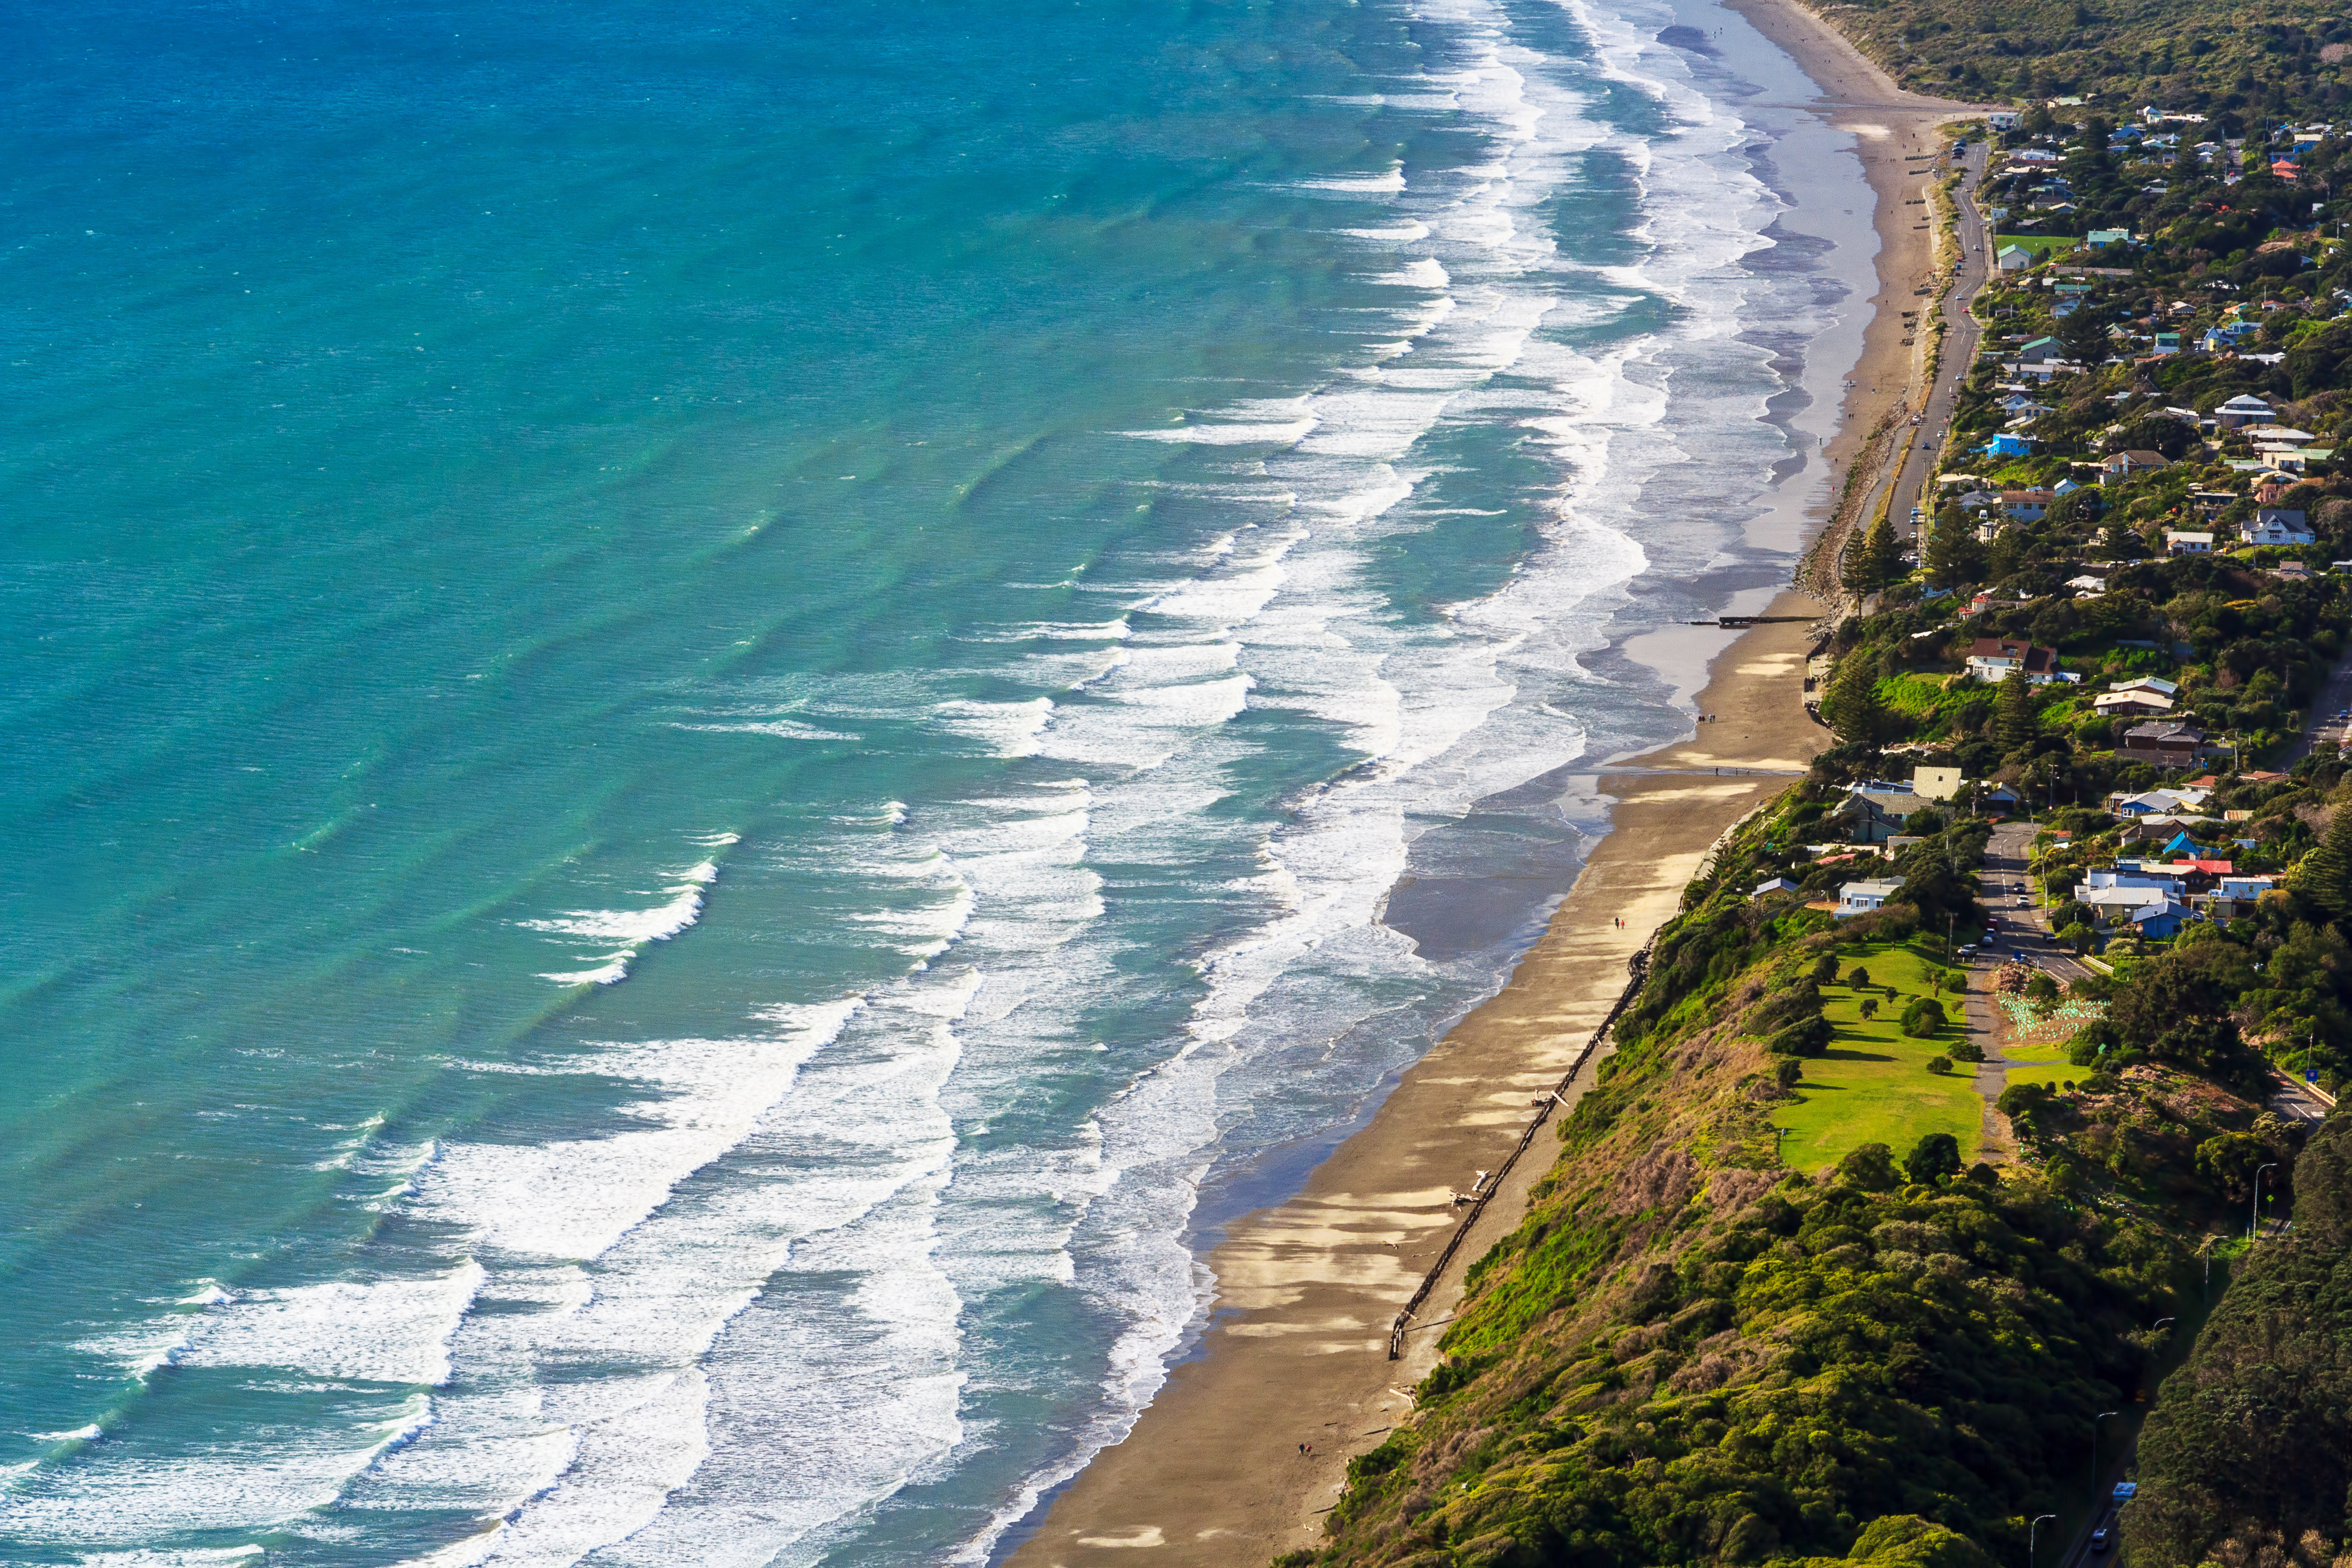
[0,0,1875,1561]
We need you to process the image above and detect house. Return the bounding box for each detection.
[1956,489,2004,511]
[2053,477,2085,495]
[2078,883,2175,921]
[2245,426,2317,448]
[2102,450,2171,480]
[2094,689,2176,717]
[1979,784,2022,817]
[2215,393,2276,429]
[2109,784,2210,815]
[2152,331,2182,356]
[2164,530,2215,554]
[2017,336,2066,363]
[2003,489,2056,520]
[2122,721,2205,768]
[1836,879,1906,917]
[1996,244,2035,272]
[2129,899,2194,940]
[2087,227,2133,247]
[1836,783,1939,844]
[2240,509,2315,547]
[1912,766,1964,801]
[2114,676,2180,699]
[1965,637,2078,685]
[1980,434,2035,458]
[1751,876,1802,899]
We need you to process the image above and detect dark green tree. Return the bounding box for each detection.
[1996,669,2037,754]
[1903,1131,1964,1184]
[1837,1140,1900,1190]
[1926,511,1987,587]
[2290,806,2352,920]
[1822,652,1891,750]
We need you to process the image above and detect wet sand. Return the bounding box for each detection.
[1004,4,1981,1563]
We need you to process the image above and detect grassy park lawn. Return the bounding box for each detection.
[1993,234,2078,262]
[1774,941,1987,1175]
[1997,1034,2079,1092]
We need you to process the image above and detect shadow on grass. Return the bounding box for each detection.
[1822,1046,1897,1062]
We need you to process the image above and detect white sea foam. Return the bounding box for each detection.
[51,0,1857,1558]
[526,857,720,985]
[174,1262,486,1386]
[34,1425,102,1442]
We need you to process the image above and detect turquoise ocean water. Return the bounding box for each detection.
[0,0,1872,1561]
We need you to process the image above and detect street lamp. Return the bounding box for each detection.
[2030,1514,2059,1568]
[2252,1162,2280,1240]
[2091,1410,2120,1498]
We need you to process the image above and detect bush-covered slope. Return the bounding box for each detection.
[1282,875,2192,1568]
[2121,1111,2352,1568]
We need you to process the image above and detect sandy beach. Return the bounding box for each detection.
[1003,6,1980,1564]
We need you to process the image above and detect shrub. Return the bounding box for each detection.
[1810,953,1841,984]
[1847,964,1875,990]
[1927,1054,1955,1074]
[1950,1037,1986,1063]
[1901,998,1949,1038]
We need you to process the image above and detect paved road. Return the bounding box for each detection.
[1976,818,2096,982]
[2294,646,2352,762]
[1873,137,1993,545]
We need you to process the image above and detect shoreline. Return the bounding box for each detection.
[1001,5,1980,1563]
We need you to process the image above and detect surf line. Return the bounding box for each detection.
[1385,940,1654,1361]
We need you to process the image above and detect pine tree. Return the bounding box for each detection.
[1840,516,1891,599]
[2292,804,2352,920]
[1996,669,2036,754]
[1926,510,1986,587]
[1823,652,1889,750]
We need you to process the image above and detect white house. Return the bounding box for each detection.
[1836,879,1906,917]
[2165,530,2215,554]
[2115,675,2180,698]
[1965,637,2078,685]
[2094,689,2175,717]
[1996,244,2035,272]
[2241,509,2315,547]
[1751,876,1802,899]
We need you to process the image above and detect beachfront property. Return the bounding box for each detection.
[1963,637,2076,685]
[1834,879,1905,917]
[1834,782,1940,844]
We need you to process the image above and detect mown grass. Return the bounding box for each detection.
[1992,233,2077,261]
[1774,941,1987,1173]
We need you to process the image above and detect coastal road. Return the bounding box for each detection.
[1885,136,1992,544]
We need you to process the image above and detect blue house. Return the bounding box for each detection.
[2160,830,2208,857]
[1981,433,2034,458]
[2131,899,2193,940]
